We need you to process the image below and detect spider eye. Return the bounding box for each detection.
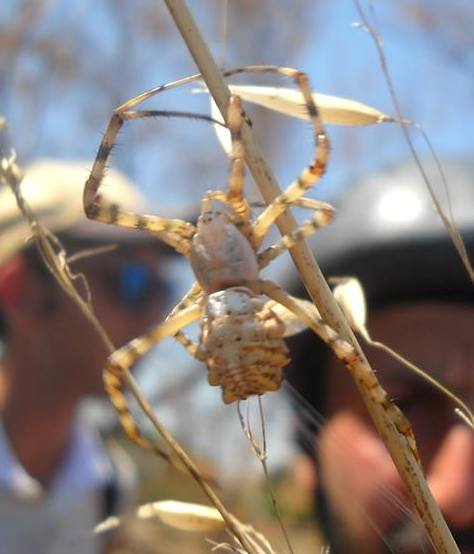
[201,212,214,224]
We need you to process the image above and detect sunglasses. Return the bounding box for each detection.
[89,260,171,311]
[22,240,172,311]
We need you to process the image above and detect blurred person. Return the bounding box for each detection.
[0,160,175,554]
[285,158,474,553]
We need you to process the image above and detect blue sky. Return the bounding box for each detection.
[3,1,473,201]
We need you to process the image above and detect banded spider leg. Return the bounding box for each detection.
[83,65,336,456]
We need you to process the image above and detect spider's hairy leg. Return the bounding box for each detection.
[250,279,419,460]
[104,365,174,466]
[108,303,202,384]
[104,303,202,465]
[225,95,256,246]
[83,70,208,212]
[196,97,254,239]
[252,70,329,244]
[200,189,228,210]
[83,109,198,256]
[165,281,207,362]
[247,279,355,363]
[172,332,207,362]
[257,197,335,269]
[167,281,203,317]
[222,67,330,247]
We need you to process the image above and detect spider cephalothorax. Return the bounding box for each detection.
[189,207,259,293]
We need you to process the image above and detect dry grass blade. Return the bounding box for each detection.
[330,277,369,341]
[94,499,279,554]
[208,522,279,554]
[372,341,474,432]
[331,276,474,431]
[352,0,474,286]
[161,2,462,552]
[198,83,398,125]
[0,151,114,352]
[137,500,225,532]
[0,121,259,554]
[94,500,226,535]
[414,123,474,284]
[203,83,401,155]
[237,399,295,554]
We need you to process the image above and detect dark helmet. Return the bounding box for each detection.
[284,156,474,420]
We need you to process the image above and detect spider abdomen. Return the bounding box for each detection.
[201,287,289,404]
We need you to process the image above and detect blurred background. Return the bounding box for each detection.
[1,0,474,550]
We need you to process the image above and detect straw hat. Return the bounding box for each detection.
[0,159,150,264]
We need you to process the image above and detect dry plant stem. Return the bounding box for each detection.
[370,340,474,431]
[120,370,260,554]
[161,2,460,553]
[238,399,295,554]
[162,0,343,337]
[0,159,115,352]
[1,156,259,554]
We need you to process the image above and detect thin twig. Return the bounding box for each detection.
[161,2,461,553]
[0,144,259,554]
[352,0,474,284]
[238,399,295,554]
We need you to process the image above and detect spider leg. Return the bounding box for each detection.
[83,108,201,256]
[113,73,204,112]
[165,281,207,363]
[172,332,207,362]
[246,279,356,363]
[104,303,202,464]
[200,189,228,209]
[222,66,329,246]
[248,279,418,454]
[252,71,328,244]
[257,198,334,269]
[167,281,203,316]
[197,96,256,246]
[225,95,256,246]
[83,73,229,257]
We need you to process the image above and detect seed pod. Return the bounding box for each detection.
[138,500,225,532]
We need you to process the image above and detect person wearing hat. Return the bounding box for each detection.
[0,160,174,553]
[285,158,474,553]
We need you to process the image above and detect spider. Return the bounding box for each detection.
[83,65,354,454]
